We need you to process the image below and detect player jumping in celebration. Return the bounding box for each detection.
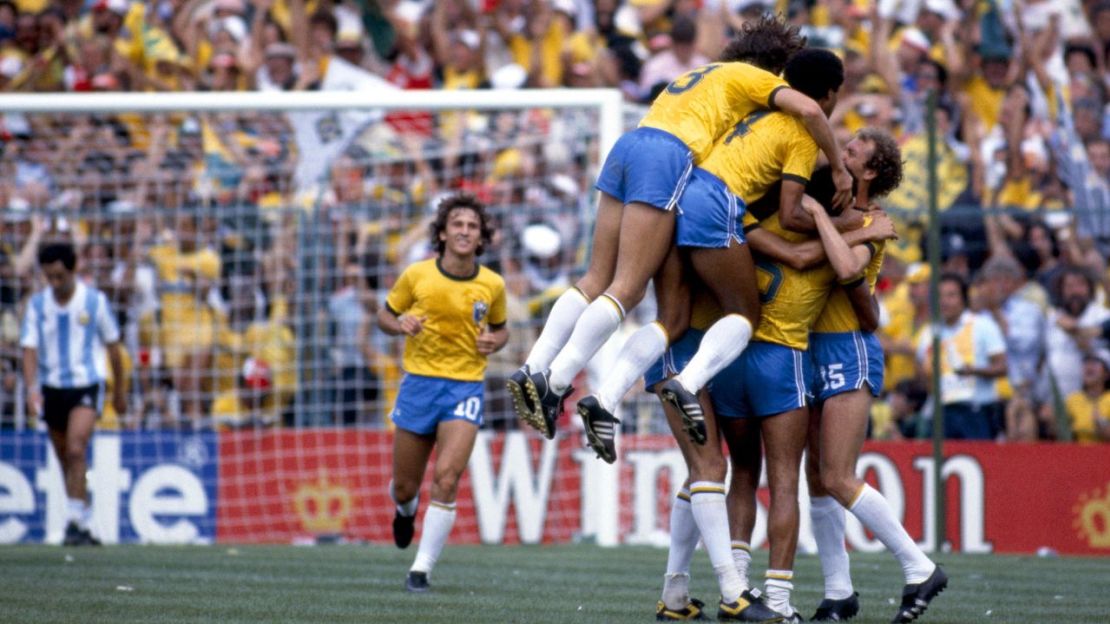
[380,193,508,593]
[508,15,854,440]
[804,130,947,623]
[21,241,127,546]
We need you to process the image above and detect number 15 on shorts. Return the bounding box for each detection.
[819,363,845,391]
[453,396,482,422]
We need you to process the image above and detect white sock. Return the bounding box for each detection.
[597,322,668,413]
[690,482,744,604]
[66,498,84,527]
[849,485,935,584]
[548,294,625,392]
[526,287,590,372]
[731,541,752,589]
[390,481,418,517]
[411,500,456,575]
[674,314,752,393]
[663,490,697,610]
[764,570,794,615]
[810,495,854,600]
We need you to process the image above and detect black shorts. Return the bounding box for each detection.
[41,384,102,431]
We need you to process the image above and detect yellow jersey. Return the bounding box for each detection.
[813,233,885,334]
[639,62,788,164]
[149,243,220,322]
[746,212,836,350]
[700,111,819,205]
[1065,390,1110,444]
[385,258,507,382]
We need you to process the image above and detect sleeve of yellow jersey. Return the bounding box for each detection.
[725,63,789,113]
[780,124,819,186]
[384,266,415,316]
[488,277,508,329]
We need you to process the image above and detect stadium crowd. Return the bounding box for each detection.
[1,0,1109,442]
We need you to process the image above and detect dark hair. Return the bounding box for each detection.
[718,13,806,75]
[309,9,338,38]
[1064,43,1097,69]
[920,58,948,89]
[855,128,904,198]
[1053,265,1095,303]
[429,192,494,257]
[939,271,968,305]
[671,14,697,45]
[783,48,843,101]
[38,241,77,271]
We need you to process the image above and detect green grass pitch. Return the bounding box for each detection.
[2,544,1109,623]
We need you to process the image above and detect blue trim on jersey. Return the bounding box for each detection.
[675,168,748,249]
[57,312,72,387]
[644,329,704,393]
[32,293,47,383]
[390,373,485,436]
[811,331,884,402]
[595,127,694,211]
[82,290,98,383]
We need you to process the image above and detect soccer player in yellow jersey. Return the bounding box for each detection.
[378,194,508,593]
[509,16,854,441]
[799,140,947,623]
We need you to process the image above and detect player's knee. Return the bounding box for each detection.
[575,273,606,301]
[64,445,87,468]
[392,479,420,504]
[432,468,464,501]
[820,472,858,506]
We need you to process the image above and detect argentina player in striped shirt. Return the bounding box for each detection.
[20,242,127,546]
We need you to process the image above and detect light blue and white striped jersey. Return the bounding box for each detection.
[19,281,120,389]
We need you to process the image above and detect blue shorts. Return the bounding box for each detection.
[595,127,694,211]
[675,168,748,249]
[810,331,884,403]
[644,329,705,393]
[390,373,485,435]
[711,341,812,419]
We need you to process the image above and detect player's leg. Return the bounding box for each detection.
[509,192,623,437]
[720,417,761,589]
[580,245,691,463]
[657,480,707,621]
[63,403,99,545]
[390,428,435,551]
[407,418,480,591]
[820,389,944,622]
[661,241,761,445]
[805,404,858,622]
[760,405,809,621]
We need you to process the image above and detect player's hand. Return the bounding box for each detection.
[476,326,497,355]
[398,314,426,336]
[831,205,865,232]
[865,212,898,241]
[27,391,42,419]
[112,389,128,418]
[831,165,854,213]
[800,194,822,216]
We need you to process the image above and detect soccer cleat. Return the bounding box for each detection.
[890,566,947,623]
[392,510,415,549]
[777,609,803,624]
[521,369,570,440]
[656,597,709,621]
[659,379,707,445]
[811,593,860,621]
[405,570,430,593]
[63,522,101,546]
[507,365,540,433]
[718,590,785,622]
[578,395,620,464]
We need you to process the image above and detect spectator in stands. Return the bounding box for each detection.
[638,13,707,102]
[1064,350,1110,442]
[1040,267,1110,407]
[327,261,379,426]
[917,272,1008,439]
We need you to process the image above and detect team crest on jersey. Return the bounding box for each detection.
[472,301,489,325]
[77,311,90,326]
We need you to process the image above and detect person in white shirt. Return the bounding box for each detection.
[20,242,126,546]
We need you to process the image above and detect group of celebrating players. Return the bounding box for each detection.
[382,13,947,624]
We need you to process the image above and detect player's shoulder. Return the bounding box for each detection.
[476,263,506,288]
[401,257,438,279]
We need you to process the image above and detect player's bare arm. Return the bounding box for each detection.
[771,88,852,210]
[476,325,509,356]
[21,347,40,418]
[107,342,128,416]
[378,306,425,337]
[802,197,874,282]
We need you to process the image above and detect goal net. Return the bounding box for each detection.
[0,89,688,547]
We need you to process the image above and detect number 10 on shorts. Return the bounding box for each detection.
[453,396,482,422]
[819,363,845,391]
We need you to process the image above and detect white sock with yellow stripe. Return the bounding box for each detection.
[526,287,590,372]
[597,322,668,413]
[731,541,752,589]
[811,495,854,599]
[690,481,744,603]
[411,500,456,575]
[764,569,795,615]
[662,489,697,610]
[548,294,625,392]
[674,314,752,394]
[848,484,935,584]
